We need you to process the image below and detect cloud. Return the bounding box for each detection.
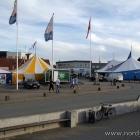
[1,0,140,65]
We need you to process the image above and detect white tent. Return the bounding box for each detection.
[114,57,140,72]
[112,57,140,80]
[0,69,11,74]
[97,59,122,73]
[0,69,11,84]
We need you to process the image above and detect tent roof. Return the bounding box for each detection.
[13,55,52,74]
[97,59,122,73]
[0,69,11,73]
[114,57,140,72]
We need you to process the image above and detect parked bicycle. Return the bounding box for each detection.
[96,103,116,122]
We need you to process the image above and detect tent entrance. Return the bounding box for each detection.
[24,74,35,81]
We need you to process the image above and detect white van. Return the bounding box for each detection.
[104,73,123,82]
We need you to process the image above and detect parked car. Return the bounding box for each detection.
[23,80,40,89]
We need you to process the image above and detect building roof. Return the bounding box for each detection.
[0,58,28,70]
[56,60,91,63]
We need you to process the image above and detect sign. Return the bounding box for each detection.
[0,74,6,84]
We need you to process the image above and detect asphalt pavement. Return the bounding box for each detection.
[0,79,139,119]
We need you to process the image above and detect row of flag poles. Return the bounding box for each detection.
[9,0,91,90]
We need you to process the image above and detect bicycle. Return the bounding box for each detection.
[96,103,116,122]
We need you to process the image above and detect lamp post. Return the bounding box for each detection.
[112,65,114,87]
[107,66,110,85]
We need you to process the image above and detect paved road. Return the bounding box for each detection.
[6,111,140,140]
[0,80,140,119]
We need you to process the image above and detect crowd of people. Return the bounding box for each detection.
[48,75,80,93]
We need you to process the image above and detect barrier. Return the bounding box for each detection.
[98,87,101,91]
[43,93,46,97]
[0,111,76,139]
[5,96,10,101]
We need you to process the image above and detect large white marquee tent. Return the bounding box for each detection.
[97,51,140,80]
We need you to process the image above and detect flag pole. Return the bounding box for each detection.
[35,44,36,55]
[90,16,91,77]
[131,41,132,58]
[52,13,54,80]
[16,0,18,90]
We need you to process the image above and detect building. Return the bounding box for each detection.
[91,62,107,73]
[0,51,50,71]
[0,51,34,59]
[56,60,107,76]
[56,60,91,76]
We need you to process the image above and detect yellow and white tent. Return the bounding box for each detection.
[12,55,52,84]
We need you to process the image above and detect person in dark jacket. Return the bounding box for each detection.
[49,78,54,93]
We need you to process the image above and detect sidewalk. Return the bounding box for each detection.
[6,110,140,140]
[0,79,131,105]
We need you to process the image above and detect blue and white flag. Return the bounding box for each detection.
[9,0,17,25]
[44,15,53,41]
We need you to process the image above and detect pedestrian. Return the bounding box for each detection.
[134,74,137,81]
[56,77,61,93]
[49,78,54,93]
[74,75,80,90]
[70,77,74,89]
[23,75,25,84]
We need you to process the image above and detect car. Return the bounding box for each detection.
[23,80,40,89]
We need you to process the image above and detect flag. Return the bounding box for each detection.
[86,18,91,39]
[44,15,53,41]
[32,41,37,49]
[9,0,17,25]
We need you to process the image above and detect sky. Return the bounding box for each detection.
[1,0,140,65]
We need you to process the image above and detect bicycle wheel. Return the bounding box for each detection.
[96,110,103,122]
[107,108,116,119]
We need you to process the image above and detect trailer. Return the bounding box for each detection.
[104,73,123,82]
[44,69,70,82]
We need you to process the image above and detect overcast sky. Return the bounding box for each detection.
[1,0,140,65]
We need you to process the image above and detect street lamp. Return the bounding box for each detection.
[112,65,114,87]
[107,66,110,85]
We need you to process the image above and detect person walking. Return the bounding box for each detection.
[70,77,74,89]
[74,75,80,90]
[23,75,25,84]
[49,78,54,93]
[56,77,60,93]
[134,74,137,81]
